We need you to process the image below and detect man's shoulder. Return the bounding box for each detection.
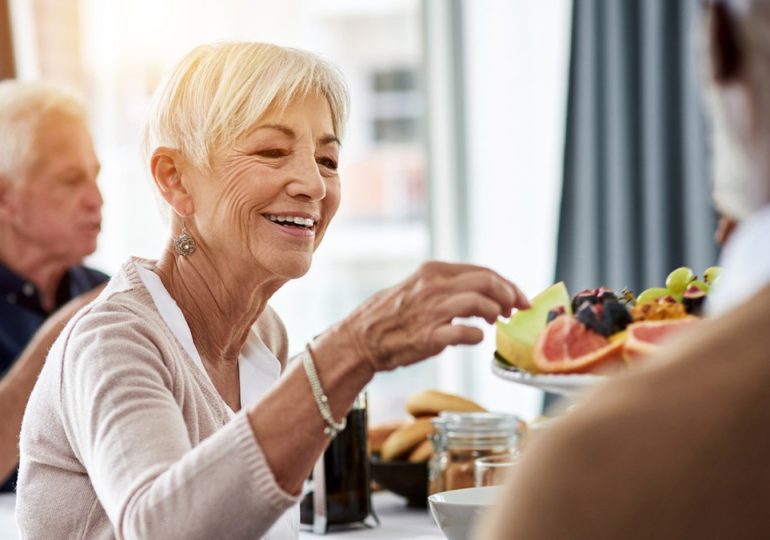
[68,264,110,293]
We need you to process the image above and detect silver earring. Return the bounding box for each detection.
[174,221,197,257]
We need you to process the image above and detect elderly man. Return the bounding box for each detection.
[0,81,108,491]
[478,1,770,538]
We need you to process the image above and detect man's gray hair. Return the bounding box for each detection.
[0,80,88,181]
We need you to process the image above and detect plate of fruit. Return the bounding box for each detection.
[493,266,722,395]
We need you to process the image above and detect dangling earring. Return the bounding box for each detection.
[174,220,197,257]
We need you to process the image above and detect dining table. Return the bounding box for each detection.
[0,491,444,539]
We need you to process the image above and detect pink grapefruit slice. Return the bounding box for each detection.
[623,316,701,363]
[533,316,625,374]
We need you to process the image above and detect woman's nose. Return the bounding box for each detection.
[286,153,326,200]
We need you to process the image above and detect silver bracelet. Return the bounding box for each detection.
[301,345,347,438]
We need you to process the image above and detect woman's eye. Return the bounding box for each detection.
[317,157,338,171]
[256,149,288,159]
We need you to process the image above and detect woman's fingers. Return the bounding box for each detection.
[510,282,531,310]
[431,324,485,348]
[337,260,530,372]
[442,271,529,316]
[434,292,503,325]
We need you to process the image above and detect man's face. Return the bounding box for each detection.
[710,90,768,220]
[2,114,102,266]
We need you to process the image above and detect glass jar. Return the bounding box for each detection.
[428,411,524,494]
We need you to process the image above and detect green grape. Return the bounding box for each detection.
[665,267,695,295]
[703,266,723,286]
[637,287,669,304]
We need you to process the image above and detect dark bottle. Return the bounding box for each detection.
[300,393,374,532]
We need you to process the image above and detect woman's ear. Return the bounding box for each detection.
[150,147,194,217]
[709,1,743,84]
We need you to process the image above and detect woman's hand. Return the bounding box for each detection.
[254,262,528,496]
[329,261,530,372]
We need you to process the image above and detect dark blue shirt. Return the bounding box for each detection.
[0,262,109,492]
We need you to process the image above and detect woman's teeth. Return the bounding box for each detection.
[267,214,315,228]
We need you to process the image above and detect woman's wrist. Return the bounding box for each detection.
[300,346,347,437]
[310,322,375,388]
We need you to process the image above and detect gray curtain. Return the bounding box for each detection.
[555,0,718,295]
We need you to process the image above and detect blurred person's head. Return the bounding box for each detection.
[144,42,349,281]
[706,0,770,219]
[0,81,102,268]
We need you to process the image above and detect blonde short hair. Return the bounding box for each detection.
[143,42,350,173]
[0,80,88,180]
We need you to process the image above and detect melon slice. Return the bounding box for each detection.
[496,282,571,373]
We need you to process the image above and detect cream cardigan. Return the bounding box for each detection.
[16,258,299,539]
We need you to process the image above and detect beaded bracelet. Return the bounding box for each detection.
[301,345,347,438]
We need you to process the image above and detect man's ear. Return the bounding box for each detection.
[709,0,743,84]
[150,147,195,217]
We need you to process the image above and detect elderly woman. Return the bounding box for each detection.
[16,42,527,539]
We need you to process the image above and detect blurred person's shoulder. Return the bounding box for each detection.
[68,264,109,293]
[708,205,770,315]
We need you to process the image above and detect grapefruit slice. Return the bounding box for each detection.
[532,315,625,374]
[496,282,571,373]
[624,316,701,363]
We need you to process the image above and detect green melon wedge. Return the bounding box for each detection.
[496,282,571,373]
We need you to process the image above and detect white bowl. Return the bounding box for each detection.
[428,486,502,540]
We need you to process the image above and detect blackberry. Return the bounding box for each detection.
[602,300,632,334]
[575,303,611,336]
[546,305,567,323]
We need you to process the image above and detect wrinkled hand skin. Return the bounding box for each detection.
[337,261,530,372]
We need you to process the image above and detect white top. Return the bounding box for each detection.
[135,263,299,539]
[707,204,770,316]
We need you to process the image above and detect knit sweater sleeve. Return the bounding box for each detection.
[59,303,298,540]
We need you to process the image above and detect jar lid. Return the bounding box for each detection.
[432,411,523,437]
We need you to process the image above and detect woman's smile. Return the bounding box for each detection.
[263,212,318,238]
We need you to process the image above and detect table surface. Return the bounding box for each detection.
[0,495,14,540]
[0,492,443,539]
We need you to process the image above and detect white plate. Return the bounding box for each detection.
[428,486,502,540]
[491,356,605,396]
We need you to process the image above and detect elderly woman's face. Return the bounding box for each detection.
[190,93,340,279]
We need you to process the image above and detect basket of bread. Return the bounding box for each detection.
[368,389,484,507]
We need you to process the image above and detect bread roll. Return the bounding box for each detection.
[368,420,404,454]
[380,417,434,461]
[407,438,433,463]
[406,389,485,417]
